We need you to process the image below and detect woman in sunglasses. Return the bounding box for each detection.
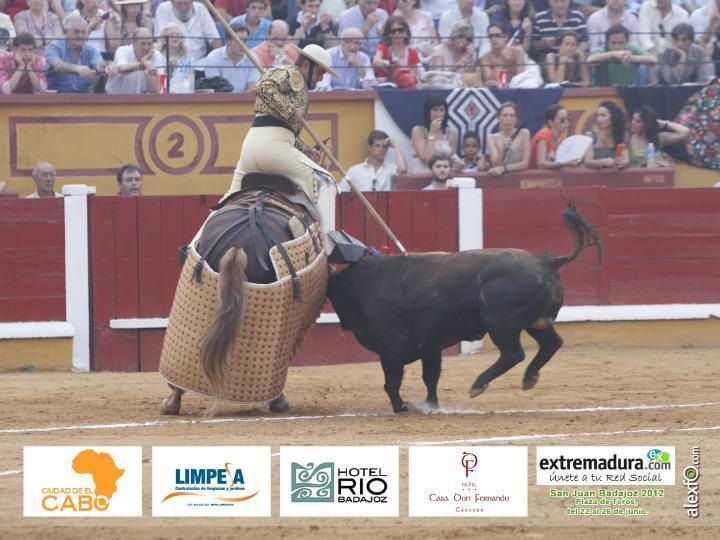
[529,104,577,169]
[394,0,438,61]
[479,23,526,87]
[372,15,422,88]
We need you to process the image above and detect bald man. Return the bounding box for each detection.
[317,27,376,90]
[26,161,61,198]
[106,28,164,94]
[250,20,300,68]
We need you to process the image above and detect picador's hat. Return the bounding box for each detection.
[289,44,338,78]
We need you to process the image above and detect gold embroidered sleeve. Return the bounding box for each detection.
[254,68,295,121]
[294,137,313,155]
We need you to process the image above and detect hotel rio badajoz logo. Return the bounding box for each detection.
[152,446,271,517]
[23,446,142,517]
[280,446,399,517]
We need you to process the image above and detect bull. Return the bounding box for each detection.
[326,200,602,413]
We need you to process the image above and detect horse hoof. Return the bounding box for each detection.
[268,394,289,413]
[522,373,540,391]
[393,401,410,414]
[160,398,180,416]
[469,384,488,398]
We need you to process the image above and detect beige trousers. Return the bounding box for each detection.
[227,125,328,202]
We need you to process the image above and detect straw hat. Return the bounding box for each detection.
[289,44,337,78]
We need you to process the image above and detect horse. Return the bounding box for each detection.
[159,172,324,417]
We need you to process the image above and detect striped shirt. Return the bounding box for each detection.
[532,9,588,55]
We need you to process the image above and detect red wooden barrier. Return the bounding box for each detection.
[0,198,65,322]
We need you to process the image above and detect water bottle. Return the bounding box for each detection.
[646,143,657,168]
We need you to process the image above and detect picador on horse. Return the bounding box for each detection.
[158,44,340,416]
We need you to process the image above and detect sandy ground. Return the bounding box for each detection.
[1,344,719,539]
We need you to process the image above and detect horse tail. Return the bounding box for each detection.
[551,199,603,272]
[200,247,247,417]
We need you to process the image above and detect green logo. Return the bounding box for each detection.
[291,462,334,502]
[647,449,671,463]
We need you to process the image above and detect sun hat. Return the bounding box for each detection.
[289,43,338,78]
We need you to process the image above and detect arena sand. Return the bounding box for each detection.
[1,344,719,539]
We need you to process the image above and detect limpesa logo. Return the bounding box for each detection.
[40,449,124,513]
[163,462,258,503]
[291,461,389,503]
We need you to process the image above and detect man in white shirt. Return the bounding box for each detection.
[587,0,640,49]
[106,28,163,94]
[204,23,260,92]
[154,0,221,61]
[339,130,407,191]
[25,161,62,198]
[691,0,719,43]
[638,0,690,54]
[422,153,453,191]
[438,0,490,55]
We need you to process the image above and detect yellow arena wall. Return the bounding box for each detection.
[0,90,714,197]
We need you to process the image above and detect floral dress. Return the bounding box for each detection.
[676,83,720,171]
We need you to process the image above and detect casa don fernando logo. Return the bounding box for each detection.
[162,463,259,503]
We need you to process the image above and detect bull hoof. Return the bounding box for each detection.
[522,373,540,391]
[469,384,488,398]
[160,397,180,416]
[268,393,290,413]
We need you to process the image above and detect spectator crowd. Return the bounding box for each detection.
[0,0,717,94]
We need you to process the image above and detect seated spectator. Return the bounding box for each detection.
[105,27,161,93]
[156,23,194,90]
[692,0,719,45]
[26,161,61,198]
[487,101,531,175]
[628,105,689,166]
[317,27,377,89]
[229,0,271,48]
[338,0,389,57]
[410,93,459,173]
[430,21,480,85]
[215,0,248,22]
[46,14,107,93]
[72,0,108,54]
[290,0,339,48]
[529,104,576,168]
[250,20,298,68]
[490,0,534,53]
[587,23,656,86]
[13,0,64,56]
[0,180,19,198]
[372,15,422,87]
[438,0,490,56]
[638,0,689,55]
[339,130,407,191]
[422,152,453,190]
[656,23,713,84]
[545,30,589,84]
[531,0,588,60]
[0,9,15,49]
[205,23,260,91]
[707,25,720,76]
[582,101,629,169]
[394,0,438,61]
[586,0,639,51]
[458,131,486,171]
[480,23,526,86]
[116,163,143,196]
[106,0,153,55]
[0,31,47,93]
[154,0,221,61]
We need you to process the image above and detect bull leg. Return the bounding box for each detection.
[470,332,525,398]
[160,384,184,415]
[268,392,290,413]
[381,357,408,413]
[421,350,442,410]
[522,323,563,390]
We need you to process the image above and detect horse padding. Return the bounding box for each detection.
[159,222,328,403]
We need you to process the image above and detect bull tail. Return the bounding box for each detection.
[551,200,602,272]
[199,247,248,417]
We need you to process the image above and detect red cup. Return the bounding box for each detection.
[497,68,508,88]
[158,73,168,94]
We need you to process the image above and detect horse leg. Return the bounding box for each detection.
[421,350,442,410]
[381,356,408,413]
[522,321,563,390]
[160,384,184,415]
[470,331,525,398]
[268,392,290,413]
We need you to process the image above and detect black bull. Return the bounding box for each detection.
[327,201,602,413]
